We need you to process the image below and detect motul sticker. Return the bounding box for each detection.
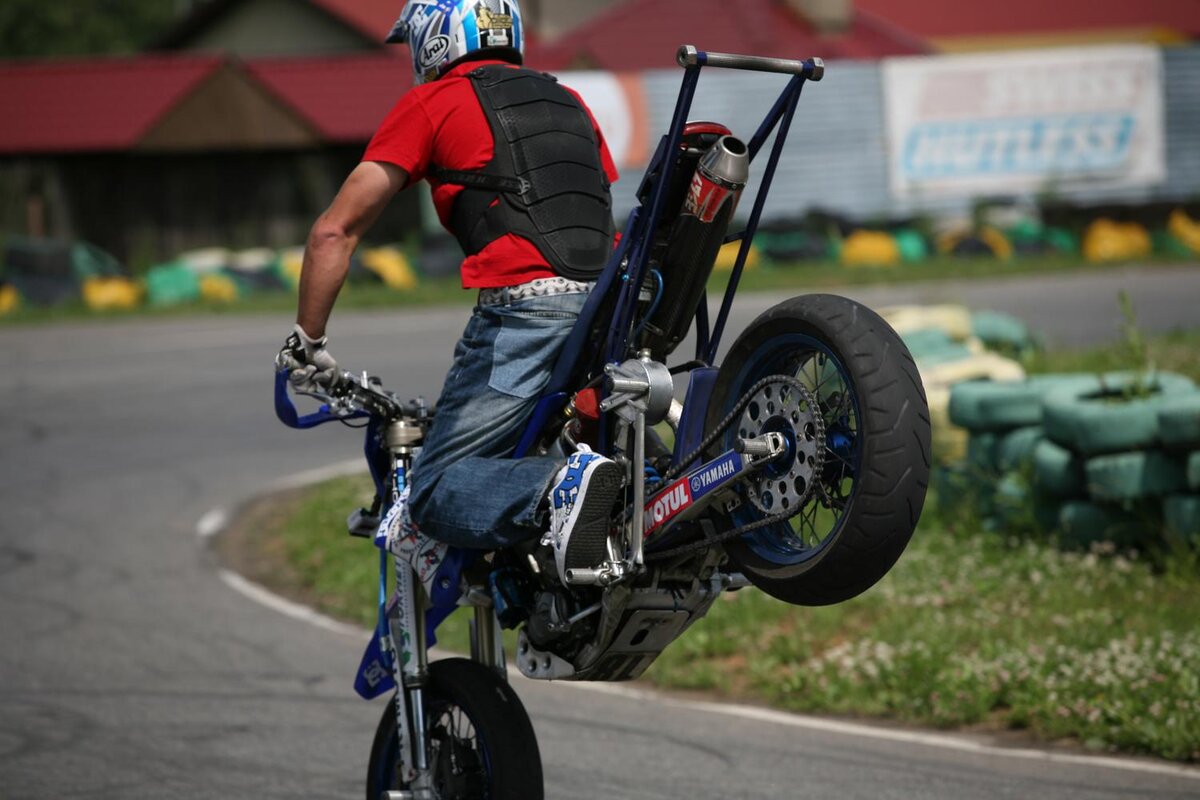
[644,479,693,535]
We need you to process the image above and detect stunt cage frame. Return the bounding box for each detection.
[512,45,824,463]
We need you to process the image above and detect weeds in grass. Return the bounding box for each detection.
[647,510,1200,761]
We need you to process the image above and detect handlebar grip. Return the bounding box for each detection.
[677,45,824,80]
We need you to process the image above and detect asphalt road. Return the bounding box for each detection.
[2,265,1199,799]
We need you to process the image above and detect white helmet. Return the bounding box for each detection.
[386,0,525,85]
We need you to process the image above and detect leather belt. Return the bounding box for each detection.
[477,276,594,307]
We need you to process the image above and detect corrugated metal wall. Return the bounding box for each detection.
[1162,47,1200,201]
[604,44,1200,223]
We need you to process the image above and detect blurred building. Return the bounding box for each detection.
[1,0,1198,265]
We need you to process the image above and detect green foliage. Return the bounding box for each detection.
[647,515,1200,761]
[0,0,180,58]
[1023,329,1200,385]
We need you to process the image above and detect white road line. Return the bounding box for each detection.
[667,699,1200,780]
[195,508,229,542]
[200,464,1200,782]
[267,458,366,491]
[217,568,368,640]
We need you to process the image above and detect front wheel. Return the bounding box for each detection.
[366,658,543,800]
[705,294,931,605]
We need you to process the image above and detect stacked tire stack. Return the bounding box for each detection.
[881,305,1030,459]
[948,372,1200,548]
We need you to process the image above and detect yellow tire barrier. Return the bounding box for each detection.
[1082,218,1151,263]
[0,284,19,316]
[82,276,141,311]
[920,352,1025,391]
[935,226,1012,260]
[361,247,419,290]
[840,230,899,268]
[199,273,239,304]
[714,240,760,271]
[879,304,973,340]
[1167,209,1200,255]
[278,247,304,289]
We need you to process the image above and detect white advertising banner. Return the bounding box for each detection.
[881,46,1166,200]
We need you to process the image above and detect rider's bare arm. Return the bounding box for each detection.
[297,161,409,337]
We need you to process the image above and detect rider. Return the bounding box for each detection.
[277,0,623,583]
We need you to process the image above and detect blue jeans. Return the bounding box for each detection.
[407,290,587,550]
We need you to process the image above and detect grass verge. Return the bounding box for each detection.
[222,328,1200,762]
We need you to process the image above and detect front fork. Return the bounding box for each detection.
[382,460,507,800]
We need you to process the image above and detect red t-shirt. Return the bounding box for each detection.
[364,60,620,289]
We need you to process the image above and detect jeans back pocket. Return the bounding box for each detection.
[488,309,578,399]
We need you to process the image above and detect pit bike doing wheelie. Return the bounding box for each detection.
[275,46,931,800]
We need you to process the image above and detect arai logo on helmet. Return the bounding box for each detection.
[418,34,451,67]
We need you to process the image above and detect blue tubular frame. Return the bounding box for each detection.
[604,64,703,365]
[514,49,820,459]
[705,73,808,363]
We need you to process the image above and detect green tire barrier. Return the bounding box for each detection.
[1042,372,1197,455]
[1156,394,1200,450]
[1163,494,1200,540]
[967,432,1001,473]
[949,374,1101,432]
[947,380,998,430]
[893,229,928,262]
[145,263,200,306]
[1033,439,1086,496]
[1189,452,1200,491]
[901,328,974,365]
[996,426,1043,471]
[986,473,1061,532]
[1084,451,1186,502]
[970,310,1035,355]
[1058,501,1143,548]
[984,472,1027,531]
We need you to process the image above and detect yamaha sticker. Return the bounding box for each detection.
[688,451,742,499]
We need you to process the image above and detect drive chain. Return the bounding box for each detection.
[644,374,826,563]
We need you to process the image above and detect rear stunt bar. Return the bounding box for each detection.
[677,45,825,80]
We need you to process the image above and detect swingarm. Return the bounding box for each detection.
[565,352,789,587]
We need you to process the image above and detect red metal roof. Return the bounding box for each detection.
[0,55,223,154]
[532,0,929,72]
[856,0,1200,40]
[246,54,412,142]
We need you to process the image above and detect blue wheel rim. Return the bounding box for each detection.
[374,694,494,798]
[722,332,862,566]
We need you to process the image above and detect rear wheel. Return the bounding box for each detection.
[366,658,542,800]
[706,294,930,605]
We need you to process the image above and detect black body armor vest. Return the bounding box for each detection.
[433,65,616,281]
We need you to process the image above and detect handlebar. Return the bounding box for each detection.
[274,369,428,430]
[676,45,824,81]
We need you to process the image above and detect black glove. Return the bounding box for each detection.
[276,324,340,391]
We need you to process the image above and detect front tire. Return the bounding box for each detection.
[366,658,543,800]
[706,294,931,605]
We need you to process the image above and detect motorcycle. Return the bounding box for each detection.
[275,45,930,800]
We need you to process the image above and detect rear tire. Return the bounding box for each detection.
[366,658,542,800]
[706,294,931,605]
